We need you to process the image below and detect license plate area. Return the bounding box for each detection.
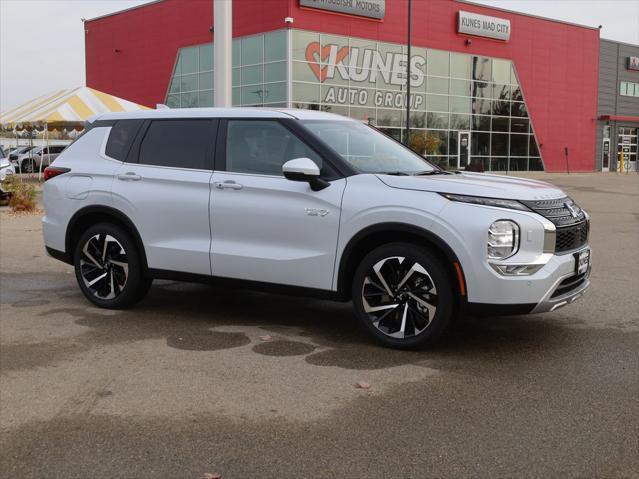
[574,249,591,275]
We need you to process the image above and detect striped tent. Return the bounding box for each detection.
[0,86,150,131]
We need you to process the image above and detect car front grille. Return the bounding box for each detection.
[555,221,589,253]
[521,197,586,227]
[551,272,587,298]
[521,197,589,253]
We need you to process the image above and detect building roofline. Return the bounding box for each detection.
[85,0,621,39]
[455,0,600,32]
[600,37,639,48]
[85,0,163,23]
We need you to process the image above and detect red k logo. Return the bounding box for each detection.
[305,41,350,83]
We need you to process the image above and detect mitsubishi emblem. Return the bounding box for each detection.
[565,202,579,218]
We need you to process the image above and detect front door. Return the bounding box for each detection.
[617,127,637,172]
[210,119,345,290]
[457,131,470,169]
[602,125,611,172]
[602,138,611,171]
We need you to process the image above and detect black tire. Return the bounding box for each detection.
[351,242,454,349]
[21,159,35,174]
[73,222,152,309]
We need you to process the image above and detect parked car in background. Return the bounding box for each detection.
[12,145,67,173]
[8,145,35,162]
[0,147,16,200]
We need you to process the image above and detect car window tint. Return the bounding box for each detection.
[106,119,144,161]
[226,120,323,176]
[138,120,211,169]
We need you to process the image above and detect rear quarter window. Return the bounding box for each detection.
[105,119,144,161]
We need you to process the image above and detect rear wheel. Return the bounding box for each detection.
[352,242,454,349]
[21,159,36,174]
[73,223,152,309]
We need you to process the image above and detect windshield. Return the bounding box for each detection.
[301,120,436,174]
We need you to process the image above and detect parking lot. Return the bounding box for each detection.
[1,173,638,478]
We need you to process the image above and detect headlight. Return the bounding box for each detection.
[488,220,520,259]
[440,193,530,211]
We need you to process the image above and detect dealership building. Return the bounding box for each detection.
[85,0,639,172]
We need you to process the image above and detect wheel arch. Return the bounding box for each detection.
[65,205,148,271]
[336,223,467,304]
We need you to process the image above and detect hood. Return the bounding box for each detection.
[376,171,566,201]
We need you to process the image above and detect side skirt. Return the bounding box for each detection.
[464,302,536,317]
[147,268,347,301]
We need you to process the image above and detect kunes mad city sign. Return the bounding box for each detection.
[304,41,426,109]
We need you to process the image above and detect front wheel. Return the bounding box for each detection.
[73,223,152,309]
[352,242,454,349]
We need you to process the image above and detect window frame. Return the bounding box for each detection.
[128,118,219,171]
[215,117,353,180]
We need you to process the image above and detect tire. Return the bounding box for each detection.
[22,159,36,174]
[351,242,454,349]
[73,222,152,309]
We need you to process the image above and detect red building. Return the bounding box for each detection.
[85,0,601,172]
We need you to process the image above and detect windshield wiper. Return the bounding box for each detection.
[376,171,411,176]
[412,170,451,176]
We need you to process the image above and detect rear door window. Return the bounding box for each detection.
[138,119,214,170]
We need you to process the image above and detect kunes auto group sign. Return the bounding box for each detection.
[300,0,385,20]
[304,41,425,109]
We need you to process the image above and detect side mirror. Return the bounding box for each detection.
[282,157,329,191]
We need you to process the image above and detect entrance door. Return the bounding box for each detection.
[602,126,610,172]
[457,131,470,169]
[602,139,611,171]
[618,127,638,172]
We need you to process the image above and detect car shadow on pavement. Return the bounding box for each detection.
[1,279,573,374]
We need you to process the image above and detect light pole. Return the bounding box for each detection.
[405,0,412,147]
[214,0,232,107]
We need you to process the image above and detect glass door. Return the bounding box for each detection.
[618,127,638,172]
[602,126,610,172]
[457,131,470,169]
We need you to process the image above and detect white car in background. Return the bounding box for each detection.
[12,145,67,173]
[0,146,16,200]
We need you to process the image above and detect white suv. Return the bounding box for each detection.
[42,108,591,349]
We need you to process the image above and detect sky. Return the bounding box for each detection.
[1,0,638,111]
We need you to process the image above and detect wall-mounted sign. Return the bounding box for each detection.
[628,56,639,71]
[458,10,511,41]
[300,0,385,20]
[304,40,426,108]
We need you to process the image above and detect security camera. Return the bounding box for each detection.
[284,17,294,24]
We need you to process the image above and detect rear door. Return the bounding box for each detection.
[209,119,346,290]
[111,118,217,275]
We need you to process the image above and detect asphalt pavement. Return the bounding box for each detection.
[1,173,638,478]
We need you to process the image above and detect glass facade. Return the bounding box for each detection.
[165,29,543,171]
[166,30,288,109]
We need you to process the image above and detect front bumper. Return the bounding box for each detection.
[465,245,591,316]
[531,266,591,313]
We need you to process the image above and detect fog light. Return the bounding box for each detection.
[488,220,519,260]
[490,263,543,276]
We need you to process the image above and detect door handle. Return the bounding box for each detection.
[117,172,142,181]
[214,180,243,190]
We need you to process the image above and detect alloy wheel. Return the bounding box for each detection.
[361,256,438,339]
[79,234,129,300]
